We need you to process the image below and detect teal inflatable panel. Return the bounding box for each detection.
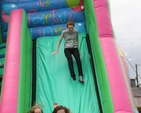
[36,33,100,113]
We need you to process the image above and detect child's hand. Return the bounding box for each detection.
[52,50,58,55]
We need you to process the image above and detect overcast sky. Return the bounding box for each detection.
[109,0,141,85]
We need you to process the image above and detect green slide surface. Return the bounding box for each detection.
[36,33,100,113]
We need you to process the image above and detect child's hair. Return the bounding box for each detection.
[54,103,59,108]
[66,20,75,27]
[52,105,70,113]
[27,104,43,113]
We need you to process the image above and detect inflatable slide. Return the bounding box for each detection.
[0,0,139,113]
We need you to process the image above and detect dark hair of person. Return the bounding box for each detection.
[66,20,75,27]
[52,105,70,113]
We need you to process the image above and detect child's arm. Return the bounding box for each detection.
[52,34,63,55]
